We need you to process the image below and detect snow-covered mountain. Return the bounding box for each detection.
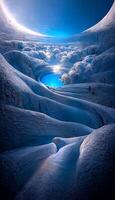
[0,1,115,200]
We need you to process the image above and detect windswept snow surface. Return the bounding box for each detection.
[0,1,115,200]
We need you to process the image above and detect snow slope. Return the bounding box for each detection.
[0,1,115,200]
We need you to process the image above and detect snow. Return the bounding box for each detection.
[76,124,115,200]
[0,1,115,199]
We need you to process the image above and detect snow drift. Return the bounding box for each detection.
[0,1,115,200]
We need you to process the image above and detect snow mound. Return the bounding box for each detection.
[76,124,115,199]
[0,2,115,199]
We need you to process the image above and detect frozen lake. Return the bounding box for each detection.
[41,73,64,88]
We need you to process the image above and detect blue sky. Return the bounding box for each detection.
[5,0,114,37]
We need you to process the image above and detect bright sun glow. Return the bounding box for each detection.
[0,0,46,37]
[53,65,61,74]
